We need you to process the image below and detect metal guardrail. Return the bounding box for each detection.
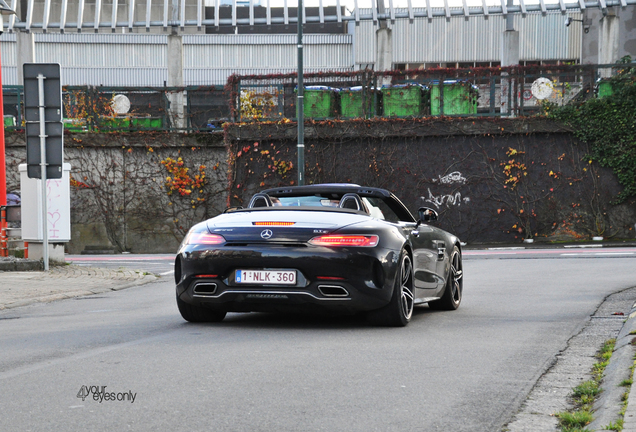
[2,63,634,133]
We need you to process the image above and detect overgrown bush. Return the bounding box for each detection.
[546,56,636,203]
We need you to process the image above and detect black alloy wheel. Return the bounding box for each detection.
[429,246,463,311]
[367,250,414,327]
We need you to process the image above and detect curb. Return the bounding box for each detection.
[588,301,636,431]
[0,273,160,311]
[0,259,43,272]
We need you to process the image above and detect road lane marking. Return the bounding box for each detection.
[594,252,635,256]
[561,252,635,257]
[464,248,636,256]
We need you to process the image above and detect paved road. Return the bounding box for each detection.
[1,253,635,431]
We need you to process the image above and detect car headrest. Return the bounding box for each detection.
[338,193,368,213]
[248,193,273,208]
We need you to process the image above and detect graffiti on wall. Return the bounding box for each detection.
[423,171,470,208]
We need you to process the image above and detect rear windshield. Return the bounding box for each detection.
[273,195,402,223]
[275,196,339,207]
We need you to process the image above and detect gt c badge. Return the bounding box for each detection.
[260,229,273,239]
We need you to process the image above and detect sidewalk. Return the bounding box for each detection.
[0,262,159,310]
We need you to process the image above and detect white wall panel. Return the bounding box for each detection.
[184,34,352,69]
[60,67,168,86]
[355,9,581,65]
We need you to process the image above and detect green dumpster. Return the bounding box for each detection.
[597,80,613,99]
[63,118,89,132]
[297,86,337,119]
[3,115,15,128]
[98,116,130,130]
[340,86,377,119]
[430,80,478,115]
[381,84,429,117]
[131,117,163,129]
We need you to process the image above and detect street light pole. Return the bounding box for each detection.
[297,0,304,186]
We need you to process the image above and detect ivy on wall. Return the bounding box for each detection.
[226,123,634,243]
[546,56,636,203]
[4,132,228,253]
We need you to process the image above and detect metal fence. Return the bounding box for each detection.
[230,63,635,122]
[3,85,231,133]
[3,62,634,133]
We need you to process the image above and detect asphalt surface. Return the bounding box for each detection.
[0,247,635,431]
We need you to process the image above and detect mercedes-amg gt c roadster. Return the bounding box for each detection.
[175,184,463,326]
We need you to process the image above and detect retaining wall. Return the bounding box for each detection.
[4,117,635,253]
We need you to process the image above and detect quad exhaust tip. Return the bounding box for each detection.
[318,285,349,297]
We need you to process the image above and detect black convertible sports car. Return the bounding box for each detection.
[175,184,463,326]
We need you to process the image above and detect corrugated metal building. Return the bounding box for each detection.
[0,32,355,85]
[0,9,582,86]
[355,9,582,66]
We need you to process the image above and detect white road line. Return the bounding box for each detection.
[160,270,175,276]
[561,252,635,257]
[595,252,635,256]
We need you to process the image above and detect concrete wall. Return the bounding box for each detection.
[4,131,228,254]
[582,6,636,64]
[226,119,636,244]
[4,119,635,251]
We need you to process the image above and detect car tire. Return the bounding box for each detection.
[367,250,414,327]
[428,246,463,311]
[176,294,227,323]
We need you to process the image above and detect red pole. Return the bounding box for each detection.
[0,39,5,257]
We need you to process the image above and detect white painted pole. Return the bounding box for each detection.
[37,73,49,271]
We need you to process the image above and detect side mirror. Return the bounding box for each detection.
[418,207,439,223]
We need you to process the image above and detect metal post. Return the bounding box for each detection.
[0,34,6,210]
[37,74,49,271]
[0,207,7,257]
[297,0,304,186]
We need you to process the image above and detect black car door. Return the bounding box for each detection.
[409,222,446,293]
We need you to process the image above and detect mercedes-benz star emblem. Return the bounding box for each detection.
[260,229,273,239]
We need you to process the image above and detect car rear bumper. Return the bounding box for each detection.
[175,244,400,314]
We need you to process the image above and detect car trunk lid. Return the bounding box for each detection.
[206,210,368,244]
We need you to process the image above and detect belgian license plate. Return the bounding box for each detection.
[236,270,297,285]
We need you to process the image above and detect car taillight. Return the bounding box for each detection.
[186,232,226,245]
[308,235,379,247]
[253,222,296,226]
